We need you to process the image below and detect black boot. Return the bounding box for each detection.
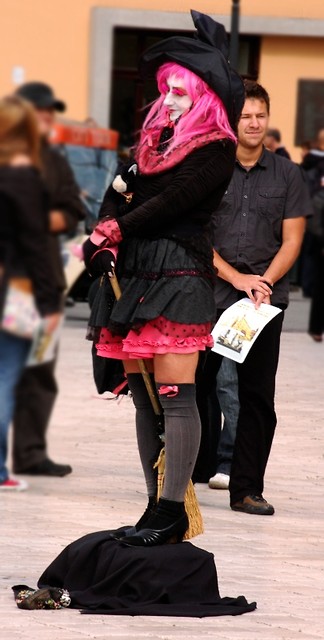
[120,498,188,547]
[112,496,157,539]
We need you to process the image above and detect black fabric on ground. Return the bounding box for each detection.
[37,530,256,617]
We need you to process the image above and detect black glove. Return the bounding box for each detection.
[82,238,116,276]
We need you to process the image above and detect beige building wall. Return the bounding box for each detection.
[1,1,323,160]
[260,36,324,160]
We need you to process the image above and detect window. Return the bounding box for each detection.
[295,79,324,146]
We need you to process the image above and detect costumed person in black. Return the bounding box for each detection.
[9,14,256,620]
[83,11,244,547]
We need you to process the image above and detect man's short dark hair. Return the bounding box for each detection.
[266,128,281,142]
[243,80,270,114]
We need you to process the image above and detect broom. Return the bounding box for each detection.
[108,262,204,540]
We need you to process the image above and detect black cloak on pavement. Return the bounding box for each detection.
[34,530,256,617]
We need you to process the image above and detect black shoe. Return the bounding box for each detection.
[121,498,189,547]
[17,459,72,477]
[105,525,136,540]
[231,494,275,516]
[113,496,157,539]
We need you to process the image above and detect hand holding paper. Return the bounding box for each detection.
[211,298,282,363]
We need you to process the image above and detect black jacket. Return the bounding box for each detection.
[0,166,61,316]
[99,139,236,273]
[40,141,86,291]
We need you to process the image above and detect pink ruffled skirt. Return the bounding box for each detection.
[96,315,213,360]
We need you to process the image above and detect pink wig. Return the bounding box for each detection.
[137,62,236,155]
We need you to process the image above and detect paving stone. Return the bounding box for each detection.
[1,309,323,639]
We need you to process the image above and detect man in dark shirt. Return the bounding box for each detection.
[264,128,291,159]
[12,82,85,477]
[197,80,311,515]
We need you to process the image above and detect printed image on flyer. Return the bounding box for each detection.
[211,298,282,363]
[26,316,63,367]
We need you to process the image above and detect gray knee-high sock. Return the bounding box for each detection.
[157,383,201,503]
[127,373,162,497]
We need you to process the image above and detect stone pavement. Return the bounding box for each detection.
[1,294,324,640]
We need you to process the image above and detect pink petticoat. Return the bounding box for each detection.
[96,316,214,360]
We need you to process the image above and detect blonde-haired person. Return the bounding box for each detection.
[0,95,61,490]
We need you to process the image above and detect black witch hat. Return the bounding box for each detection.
[139,10,245,129]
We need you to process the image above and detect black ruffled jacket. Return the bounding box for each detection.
[0,166,61,317]
[99,139,236,272]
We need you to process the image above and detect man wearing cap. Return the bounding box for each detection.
[12,82,85,477]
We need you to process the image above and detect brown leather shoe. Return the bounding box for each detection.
[231,494,275,515]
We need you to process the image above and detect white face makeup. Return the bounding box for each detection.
[163,75,193,122]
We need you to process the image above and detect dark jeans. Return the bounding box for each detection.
[193,357,239,481]
[215,357,239,476]
[0,331,31,482]
[12,357,58,472]
[196,311,284,504]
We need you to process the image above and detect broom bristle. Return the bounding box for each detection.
[183,479,204,539]
[154,447,204,539]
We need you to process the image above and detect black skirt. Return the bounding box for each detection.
[90,236,216,337]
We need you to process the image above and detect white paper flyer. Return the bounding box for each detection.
[211,298,282,363]
[26,316,64,367]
